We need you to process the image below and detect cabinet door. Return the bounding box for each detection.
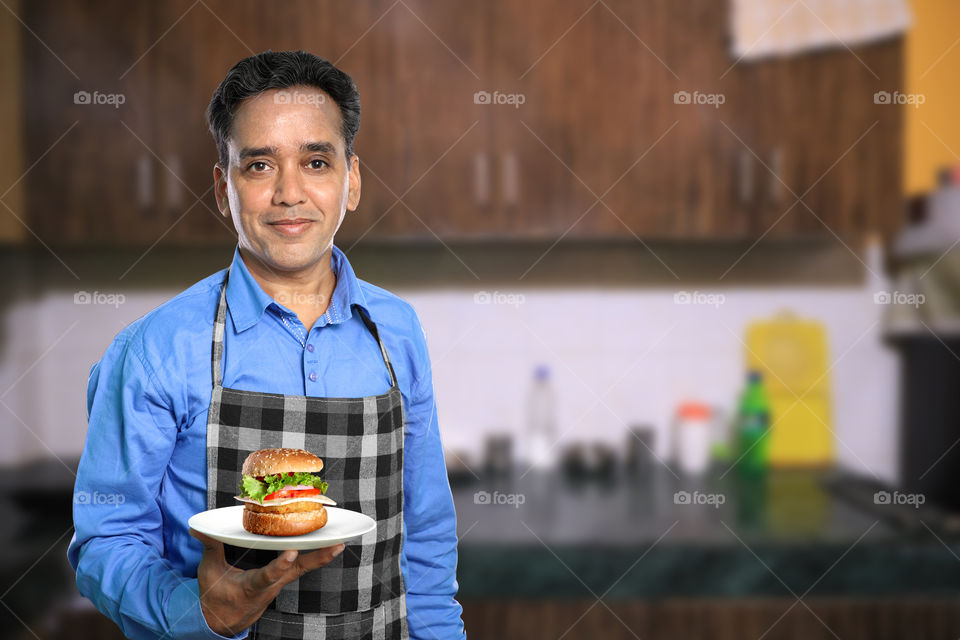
[487,0,631,239]
[337,0,491,242]
[487,0,738,241]
[23,0,157,245]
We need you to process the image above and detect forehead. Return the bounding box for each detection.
[228,87,344,152]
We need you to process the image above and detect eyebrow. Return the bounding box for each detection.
[238,141,338,161]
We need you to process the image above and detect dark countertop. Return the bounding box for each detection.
[451,467,960,598]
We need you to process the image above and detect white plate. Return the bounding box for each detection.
[188,505,376,551]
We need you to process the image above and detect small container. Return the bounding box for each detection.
[673,401,713,476]
[625,425,656,477]
[483,433,514,478]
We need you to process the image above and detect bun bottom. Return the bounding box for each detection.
[242,506,328,536]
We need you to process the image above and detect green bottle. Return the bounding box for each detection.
[737,371,771,474]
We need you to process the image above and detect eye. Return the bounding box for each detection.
[247,161,268,172]
[308,158,328,170]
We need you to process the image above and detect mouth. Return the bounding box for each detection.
[267,218,314,237]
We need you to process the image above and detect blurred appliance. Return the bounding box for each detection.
[886,168,960,511]
[745,311,834,466]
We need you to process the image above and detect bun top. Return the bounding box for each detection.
[242,448,323,476]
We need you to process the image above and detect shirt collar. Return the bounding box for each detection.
[225,244,371,334]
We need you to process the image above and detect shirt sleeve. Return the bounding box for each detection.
[401,321,468,640]
[66,332,249,640]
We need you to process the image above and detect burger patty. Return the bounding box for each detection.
[245,500,326,514]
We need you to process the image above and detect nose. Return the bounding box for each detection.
[272,164,307,207]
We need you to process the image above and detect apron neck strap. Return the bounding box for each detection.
[211,271,399,389]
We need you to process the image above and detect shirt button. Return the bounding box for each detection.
[306,343,315,352]
[308,371,318,382]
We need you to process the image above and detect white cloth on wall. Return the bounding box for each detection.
[730,0,911,61]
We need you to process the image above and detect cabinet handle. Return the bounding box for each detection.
[166,154,184,212]
[768,147,784,205]
[502,151,519,207]
[473,151,490,206]
[737,148,753,206]
[137,153,153,212]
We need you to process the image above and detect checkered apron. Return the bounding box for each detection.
[204,273,409,640]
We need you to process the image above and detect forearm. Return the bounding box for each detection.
[71,536,246,640]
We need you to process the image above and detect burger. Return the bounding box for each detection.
[235,448,336,536]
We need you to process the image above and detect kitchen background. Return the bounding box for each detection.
[2,0,960,639]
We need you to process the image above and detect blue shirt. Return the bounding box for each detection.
[67,245,466,640]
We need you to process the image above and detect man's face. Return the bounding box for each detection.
[213,86,360,275]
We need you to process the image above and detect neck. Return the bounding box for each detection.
[238,247,337,329]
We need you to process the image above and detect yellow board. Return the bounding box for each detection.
[745,311,834,467]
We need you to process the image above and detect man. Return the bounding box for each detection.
[67,50,466,640]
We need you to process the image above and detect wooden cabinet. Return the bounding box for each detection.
[22,1,158,245]
[20,0,903,246]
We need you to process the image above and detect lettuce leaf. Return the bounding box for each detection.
[239,471,329,504]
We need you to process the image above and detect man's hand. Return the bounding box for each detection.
[189,528,344,636]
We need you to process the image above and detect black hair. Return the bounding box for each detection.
[206,50,361,167]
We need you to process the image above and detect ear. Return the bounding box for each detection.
[213,163,230,218]
[346,153,361,212]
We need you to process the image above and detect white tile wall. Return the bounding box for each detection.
[403,283,899,483]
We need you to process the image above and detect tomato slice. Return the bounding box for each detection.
[263,488,323,501]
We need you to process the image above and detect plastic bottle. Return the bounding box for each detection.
[526,365,557,470]
[737,370,771,474]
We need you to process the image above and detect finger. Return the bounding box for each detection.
[189,529,226,563]
[295,544,345,573]
[248,549,299,593]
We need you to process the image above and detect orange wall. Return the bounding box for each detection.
[905,0,960,195]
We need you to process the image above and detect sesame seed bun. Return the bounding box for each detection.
[241,448,323,477]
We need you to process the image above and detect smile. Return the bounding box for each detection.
[268,219,314,236]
